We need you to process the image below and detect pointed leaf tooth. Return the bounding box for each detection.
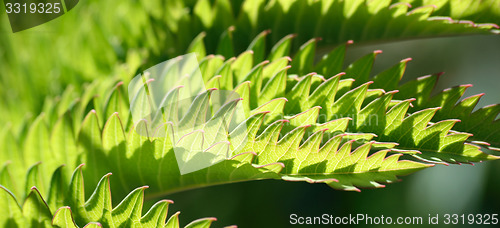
[187,32,207,60]
[285,73,314,114]
[251,98,287,125]
[241,60,269,108]
[78,110,103,192]
[216,26,235,58]
[206,75,222,90]
[247,30,270,63]
[50,111,77,174]
[297,134,345,174]
[469,104,500,125]
[325,140,355,173]
[356,91,395,132]
[184,217,217,228]
[232,51,254,84]
[24,162,42,200]
[229,152,257,164]
[253,120,288,159]
[428,84,472,112]
[229,113,267,155]
[252,162,285,174]
[165,211,181,228]
[102,113,126,152]
[314,41,349,77]
[52,206,78,228]
[364,88,386,105]
[290,129,326,173]
[290,38,319,75]
[178,89,214,131]
[0,185,23,226]
[299,129,326,153]
[350,143,376,173]
[199,55,225,82]
[258,66,289,106]
[83,222,103,228]
[342,133,378,143]
[23,113,49,172]
[275,126,310,169]
[336,78,355,96]
[395,73,439,108]
[101,113,128,192]
[285,106,321,134]
[381,99,415,137]
[140,199,173,227]
[268,34,295,61]
[330,81,372,119]
[372,58,411,90]
[214,57,235,90]
[111,186,149,226]
[67,164,86,212]
[103,82,129,127]
[344,50,381,87]
[0,163,15,194]
[22,187,52,226]
[232,81,251,117]
[309,72,343,109]
[452,93,484,117]
[388,108,440,147]
[262,56,291,80]
[82,172,112,225]
[313,118,351,135]
[156,85,184,126]
[47,166,66,211]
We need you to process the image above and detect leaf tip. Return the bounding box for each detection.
[389,2,411,9]
[401,57,412,63]
[115,81,124,87]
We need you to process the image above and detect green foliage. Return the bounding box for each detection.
[1,0,500,227]
[397,0,500,25]
[0,165,222,227]
[2,33,499,202]
[1,0,499,126]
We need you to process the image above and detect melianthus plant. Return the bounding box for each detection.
[1,0,500,227]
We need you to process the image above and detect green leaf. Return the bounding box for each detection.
[247,30,270,63]
[52,207,78,228]
[1,166,221,227]
[2,8,500,225]
[22,187,52,227]
[4,33,500,200]
[187,32,207,60]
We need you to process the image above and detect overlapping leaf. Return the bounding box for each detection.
[2,32,499,202]
[0,165,223,228]
[0,1,499,227]
[2,0,499,127]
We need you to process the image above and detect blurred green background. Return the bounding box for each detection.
[1,0,499,227]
